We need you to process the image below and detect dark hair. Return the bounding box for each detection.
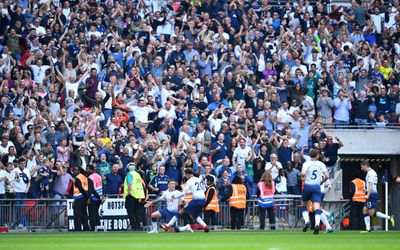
[360,160,370,167]
[184,168,194,175]
[309,148,320,158]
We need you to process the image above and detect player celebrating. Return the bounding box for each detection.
[162,168,210,233]
[145,179,193,233]
[301,148,329,235]
[361,161,394,232]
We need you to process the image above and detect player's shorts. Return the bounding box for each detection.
[321,193,325,204]
[159,209,179,222]
[302,184,322,203]
[184,199,205,218]
[365,193,378,209]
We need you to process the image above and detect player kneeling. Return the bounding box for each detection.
[145,179,193,233]
[161,168,210,233]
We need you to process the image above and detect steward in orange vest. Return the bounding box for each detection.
[73,166,99,231]
[204,176,219,227]
[350,177,367,230]
[229,176,247,230]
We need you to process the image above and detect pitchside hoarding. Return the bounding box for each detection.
[67,198,130,231]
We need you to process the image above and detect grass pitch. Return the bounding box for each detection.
[1,231,400,250]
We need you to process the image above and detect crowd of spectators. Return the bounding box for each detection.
[0,0,399,202]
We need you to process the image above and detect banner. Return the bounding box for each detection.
[67,198,130,231]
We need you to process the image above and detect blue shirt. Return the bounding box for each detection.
[105,173,123,195]
[211,141,228,163]
[149,175,169,193]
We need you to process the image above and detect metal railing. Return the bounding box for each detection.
[322,124,400,129]
[0,196,351,231]
[0,199,67,229]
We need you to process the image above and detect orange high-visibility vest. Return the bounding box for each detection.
[74,174,88,199]
[205,186,220,213]
[181,183,193,205]
[229,184,246,209]
[352,178,367,203]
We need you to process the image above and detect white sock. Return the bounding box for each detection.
[167,216,178,227]
[302,210,310,224]
[315,214,321,227]
[152,221,157,231]
[178,225,190,232]
[364,215,371,231]
[196,217,207,227]
[321,213,332,229]
[375,212,390,220]
[322,209,330,217]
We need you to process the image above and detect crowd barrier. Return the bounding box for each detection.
[0,196,350,231]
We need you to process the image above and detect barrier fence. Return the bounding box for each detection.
[0,196,349,231]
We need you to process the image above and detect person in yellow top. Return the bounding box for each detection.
[228,175,247,230]
[379,59,393,80]
[123,163,146,231]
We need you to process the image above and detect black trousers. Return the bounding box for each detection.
[230,207,244,230]
[259,206,276,230]
[88,200,101,231]
[204,210,217,226]
[125,196,141,230]
[350,202,365,230]
[73,198,89,231]
[137,201,146,228]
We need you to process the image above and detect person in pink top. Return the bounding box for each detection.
[88,164,104,231]
[257,171,276,230]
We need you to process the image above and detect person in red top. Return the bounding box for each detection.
[257,171,276,230]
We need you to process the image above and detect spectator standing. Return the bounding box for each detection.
[257,172,276,230]
[316,88,334,125]
[333,90,352,126]
[285,161,302,195]
[104,164,123,196]
[148,165,169,197]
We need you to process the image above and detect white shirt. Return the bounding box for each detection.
[160,190,183,212]
[302,160,328,186]
[31,65,51,84]
[365,168,378,194]
[277,108,291,129]
[158,106,176,120]
[0,141,15,155]
[27,156,38,178]
[178,131,191,150]
[12,167,31,193]
[0,169,6,194]
[265,161,283,180]
[276,176,287,193]
[130,106,155,123]
[233,146,251,167]
[301,96,315,115]
[370,13,384,34]
[182,176,205,200]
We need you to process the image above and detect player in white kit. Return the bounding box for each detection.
[145,179,193,233]
[361,161,394,232]
[162,168,210,233]
[301,148,329,235]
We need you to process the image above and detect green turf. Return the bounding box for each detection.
[1,231,400,250]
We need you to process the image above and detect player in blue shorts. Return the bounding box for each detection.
[361,161,394,232]
[145,179,193,233]
[162,168,210,233]
[301,148,329,235]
